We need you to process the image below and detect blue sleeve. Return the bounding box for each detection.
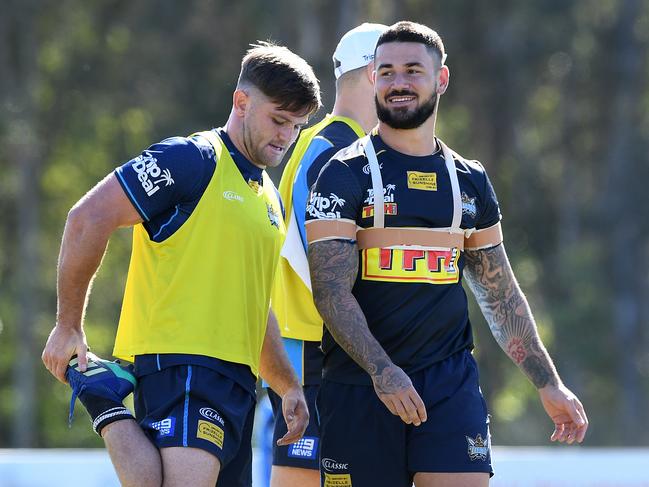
[476,170,502,229]
[114,136,213,221]
[292,138,337,249]
[305,158,363,223]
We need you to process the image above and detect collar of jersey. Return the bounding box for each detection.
[215,128,263,186]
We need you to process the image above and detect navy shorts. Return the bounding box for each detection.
[134,362,256,487]
[317,349,493,487]
[268,385,320,470]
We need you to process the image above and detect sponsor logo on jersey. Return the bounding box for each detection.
[362,202,398,218]
[307,192,346,219]
[461,192,477,218]
[151,417,175,437]
[362,247,460,284]
[288,436,318,459]
[324,473,353,487]
[223,190,243,202]
[131,151,174,197]
[267,203,281,228]
[466,434,490,461]
[407,171,437,191]
[197,419,224,449]
[321,458,349,472]
[363,184,396,205]
[199,407,225,426]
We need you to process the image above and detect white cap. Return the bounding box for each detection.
[333,22,388,79]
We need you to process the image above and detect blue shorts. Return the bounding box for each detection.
[268,385,320,470]
[317,349,493,487]
[134,358,256,487]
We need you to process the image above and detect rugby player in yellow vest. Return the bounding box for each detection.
[41,42,321,487]
[268,23,386,487]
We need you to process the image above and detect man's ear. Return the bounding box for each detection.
[233,88,250,117]
[366,62,375,84]
[436,65,449,95]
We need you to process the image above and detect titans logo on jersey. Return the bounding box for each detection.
[306,134,502,385]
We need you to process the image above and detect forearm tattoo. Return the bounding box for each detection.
[308,240,406,392]
[463,244,559,388]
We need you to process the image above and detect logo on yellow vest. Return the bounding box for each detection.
[267,203,281,228]
[197,420,224,449]
[407,171,437,191]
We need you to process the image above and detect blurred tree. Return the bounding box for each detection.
[0,0,647,448]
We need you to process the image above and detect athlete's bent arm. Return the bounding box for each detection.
[42,174,143,383]
[259,309,309,445]
[463,243,588,443]
[308,239,427,426]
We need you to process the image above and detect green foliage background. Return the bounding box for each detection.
[1,0,648,447]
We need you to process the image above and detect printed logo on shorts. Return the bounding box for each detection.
[197,419,224,449]
[466,433,490,461]
[323,473,352,487]
[131,151,174,197]
[199,407,225,426]
[288,436,318,459]
[151,417,175,438]
[321,458,349,472]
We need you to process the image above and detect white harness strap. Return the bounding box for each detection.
[361,135,385,229]
[363,135,462,235]
[439,140,462,232]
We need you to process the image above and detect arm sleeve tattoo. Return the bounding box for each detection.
[463,244,560,389]
[308,240,395,379]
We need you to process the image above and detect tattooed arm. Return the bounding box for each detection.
[308,239,427,426]
[463,243,588,443]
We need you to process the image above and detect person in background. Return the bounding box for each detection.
[268,22,387,487]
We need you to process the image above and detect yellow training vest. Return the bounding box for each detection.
[113,130,286,375]
[271,115,365,341]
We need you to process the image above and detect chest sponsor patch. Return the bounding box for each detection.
[288,436,318,459]
[197,419,224,449]
[362,202,398,218]
[407,171,437,191]
[362,247,460,284]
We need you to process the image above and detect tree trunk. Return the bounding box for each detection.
[604,0,645,444]
[3,0,41,447]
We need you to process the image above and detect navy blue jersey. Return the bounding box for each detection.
[115,128,279,242]
[306,133,501,385]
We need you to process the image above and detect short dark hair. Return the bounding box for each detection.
[237,41,321,115]
[375,21,446,65]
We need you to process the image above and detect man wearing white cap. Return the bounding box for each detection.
[268,22,387,487]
